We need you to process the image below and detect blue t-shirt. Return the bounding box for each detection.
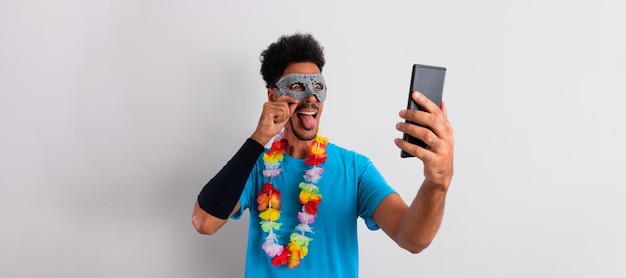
[232,143,396,278]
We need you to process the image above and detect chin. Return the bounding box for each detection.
[286,119,318,141]
[293,128,318,141]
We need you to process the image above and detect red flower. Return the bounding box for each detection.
[268,139,287,154]
[270,247,290,266]
[305,154,327,166]
[261,183,277,194]
[303,199,321,214]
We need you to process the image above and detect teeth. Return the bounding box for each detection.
[298,111,316,115]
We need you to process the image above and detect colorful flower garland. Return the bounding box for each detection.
[258,133,328,268]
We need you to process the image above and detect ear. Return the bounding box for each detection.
[267,88,277,101]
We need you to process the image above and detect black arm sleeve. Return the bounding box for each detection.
[197,138,265,219]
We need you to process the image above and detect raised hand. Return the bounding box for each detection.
[251,95,299,146]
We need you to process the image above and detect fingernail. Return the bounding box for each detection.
[399,110,406,117]
[413,91,422,99]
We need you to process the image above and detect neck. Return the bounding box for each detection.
[283,133,314,159]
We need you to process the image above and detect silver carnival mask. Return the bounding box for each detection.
[272,73,327,102]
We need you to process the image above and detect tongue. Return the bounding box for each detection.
[298,114,316,129]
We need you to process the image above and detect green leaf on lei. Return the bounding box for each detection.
[290,233,313,246]
[298,182,319,194]
[260,220,282,232]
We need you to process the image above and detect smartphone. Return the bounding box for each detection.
[401,64,446,158]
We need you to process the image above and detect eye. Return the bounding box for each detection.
[288,83,305,91]
[313,82,324,91]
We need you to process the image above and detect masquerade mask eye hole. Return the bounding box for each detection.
[313,82,324,91]
[288,83,305,91]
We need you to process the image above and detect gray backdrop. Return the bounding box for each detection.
[2,0,625,277]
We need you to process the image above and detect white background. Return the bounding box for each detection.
[2,0,625,277]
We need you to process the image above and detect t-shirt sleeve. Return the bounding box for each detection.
[357,157,397,230]
[230,184,249,220]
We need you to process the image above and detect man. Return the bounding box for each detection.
[192,33,454,277]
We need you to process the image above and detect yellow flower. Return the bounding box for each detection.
[315,135,328,145]
[288,241,309,259]
[311,144,325,155]
[288,241,301,252]
[299,191,321,203]
[287,250,301,268]
[263,152,284,163]
[259,208,280,221]
[300,245,308,257]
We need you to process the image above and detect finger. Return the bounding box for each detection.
[394,137,434,160]
[400,99,452,143]
[272,95,299,120]
[396,122,440,150]
[271,106,290,123]
[433,100,453,142]
[287,100,298,115]
[441,100,448,117]
[398,108,433,123]
[411,91,441,114]
[274,95,299,105]
[270,104,296,124]
[398,91,438,125]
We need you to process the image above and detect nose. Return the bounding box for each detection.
[304,94,319,102]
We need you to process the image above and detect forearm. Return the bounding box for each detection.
[193,138,264,234]
[396,180,448,253]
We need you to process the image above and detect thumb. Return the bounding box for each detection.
[288,102,298,115]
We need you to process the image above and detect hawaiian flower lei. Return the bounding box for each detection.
[257,132,328,269]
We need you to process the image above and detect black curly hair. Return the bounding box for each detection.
[260,33,325,88]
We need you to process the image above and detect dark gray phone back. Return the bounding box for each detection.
[401,64,446,158]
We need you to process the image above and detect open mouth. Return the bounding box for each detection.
[297,111,317,118]
[296,110,318,130]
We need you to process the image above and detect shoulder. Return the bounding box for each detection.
[326,143,372,165]
[327,142,363,156]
